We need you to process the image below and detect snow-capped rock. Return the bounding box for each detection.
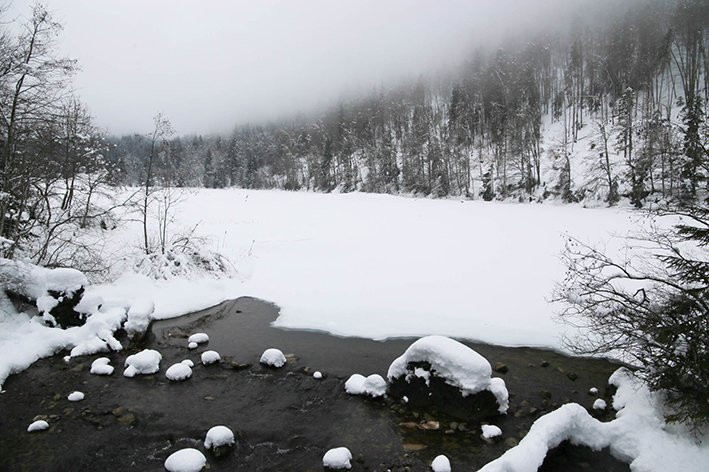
[90,357,114,375]
[431,454,451,472]
[593,398,607,410]
[125,299,154,338]
[322,447,352,470]
[313,371,323,379]
[27,420,49,432]
[588,387,598,395]
[67,391,85,402]
[188,333,209,344]
[123,349,161,377]
[204,425,235,449]
[164,448,207,472]
[260,348,286,368]
[166,362,193,381]
[188,342,198,350]
[482,424,502,439]
[387,336,509,419]
[201,350,221,365]
[345,373,387,397]
[181,359,194,368]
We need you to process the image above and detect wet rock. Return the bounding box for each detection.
[567,372,579,381]
[403,443,426,452]
[111,407,127,417]
[388,361,502,422]
[117,413,136,426]
[540,360,550,367]
[494,362,509,374]
[504,437,519,448]
[419,420,440,431]
[541,390,552,400]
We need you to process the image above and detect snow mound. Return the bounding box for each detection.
[125,299,154,337]
[181,359,194,367]
[201,350,221,365]
[593,398,607,410]
[482,424,502,439]
[67,391,85,402]
[589,387,599,395]
[164,448,207,472]
[188,342,198,350]
[123,349,161,377]
[313,371,323,379]
[204,425,235,449]
[322,447,352,470]
[260,348,286,368]
[27,420,49,432]
[431,454,451,472]
[166,362,192,381]
[90,357,114,375]
[188,333,209,344]
[345,373,387,398]
[387,336,508,412]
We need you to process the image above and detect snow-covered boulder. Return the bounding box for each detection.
[164,448,206,472]
[188,333,209,345]
[204,425,235,457]
[387,336,509,420]
[201,350,221,365]
[322,447,352,470]
[482,424,502,439]
[188,342,198,350]
[67,391,85,402]
[313,371,323,379]
[260,348,286,368]
[166,362,192,381]
[431,454,451,472]
[592,398,607,410]
[123,349,161,377]
[90,357,114,375]
[124,299,154,339]
[27,420,49,432]
[344,374,387,398]
[181,359,194,368]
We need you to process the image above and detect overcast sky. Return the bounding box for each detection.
[9,0,585,135]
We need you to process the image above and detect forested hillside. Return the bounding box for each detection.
[112,0,706,205]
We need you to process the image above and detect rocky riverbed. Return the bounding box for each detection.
[0,297,630,471]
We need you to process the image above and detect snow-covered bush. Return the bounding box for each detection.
[133,236,233,281]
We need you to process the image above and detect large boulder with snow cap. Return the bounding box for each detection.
[387,335,509,421]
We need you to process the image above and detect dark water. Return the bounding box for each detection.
[0,297,629,471]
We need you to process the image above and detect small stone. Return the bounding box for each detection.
[444,429,456,435]
[111,407,126,417]
[419,420,440,431]
[540,360,549,367]
[117,413,136,426]
[494,362,509,374]
[449,421,459,430]
[399,422,418,430]
[457,423,467,432]
[52,393,61,401]
[567,372,578,381]
[403,443,426,452]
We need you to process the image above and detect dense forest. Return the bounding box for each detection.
[109,0,709,206]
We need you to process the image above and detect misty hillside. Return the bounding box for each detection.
[108,0,708,207]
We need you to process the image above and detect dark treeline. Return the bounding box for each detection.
[111,0,708,206]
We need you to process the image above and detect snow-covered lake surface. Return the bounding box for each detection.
[94,189,638,349]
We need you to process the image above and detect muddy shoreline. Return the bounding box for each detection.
[0,297,629,471]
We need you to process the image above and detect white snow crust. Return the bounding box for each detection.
[67,391,85,402]
[322,447,352,470]
[90,357,114,375]
[164,448,206,472]
[204,425,235,449]
[387,336,508,412]
[123,349,161,377]
[27,420,49,432]
[200,350,221,365]
[165,362,192,381]
[431,454,451,472]
[260,348,286,367]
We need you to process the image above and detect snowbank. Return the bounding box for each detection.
[478,368,709,472]
[388,336,508,412]
[322,447,352,470]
